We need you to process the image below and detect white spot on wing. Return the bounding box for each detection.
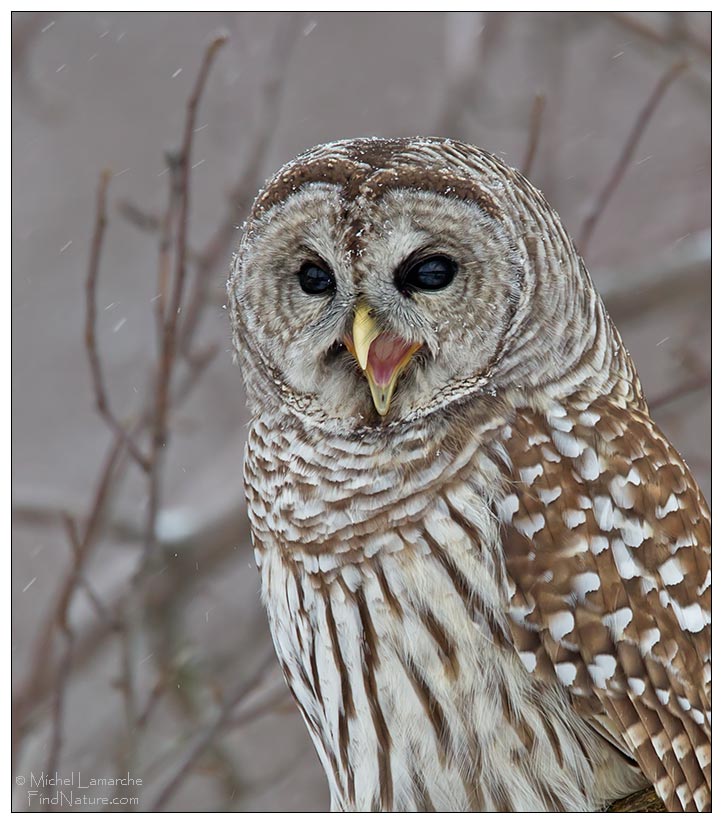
[675,784,692,808]
[602,607,633,639]
[548,610,575,642]
[639,627,661,656]
[593,496,614,531]
[538,486,562,505]
[616,516,647,548]
[651,731,668,759]
[690,708,705,725]
[551,430,585,458]
[611,538,638,579]
[555,662,577,686]
[671,533,695,553]
[659,557,685,586]
[563,509,586,529]
[588,654,617,688]
[697,570,711,595]
[625,466,642,485]
[317,553,337,572]
[609,475,636,509]
[628,677,645,696]
[548,414,573,433]
[670,600,708,633]
[578,448,601,481]
[561,534,589,557]
[515,512,545,539]
[578,409,601,427]
[518,651,537,673]
[520,463,544,484]
[571,571,600,599]
[497,494,519,523]
[656,493,680,517]
[541,445,561,463]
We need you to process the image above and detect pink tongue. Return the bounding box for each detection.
[367,334,411,386]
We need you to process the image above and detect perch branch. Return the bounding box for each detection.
[607,785,665,812]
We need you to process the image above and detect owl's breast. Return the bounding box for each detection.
[244,413,644,810]
[256,481,642,810]
[243,410,506,571]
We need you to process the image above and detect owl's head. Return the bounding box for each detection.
[229,138,607,427]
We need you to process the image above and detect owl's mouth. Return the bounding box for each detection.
[337,302,422,416]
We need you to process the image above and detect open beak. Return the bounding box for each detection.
[344,302,421,416]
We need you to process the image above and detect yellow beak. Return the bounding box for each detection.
[345,302,421,416]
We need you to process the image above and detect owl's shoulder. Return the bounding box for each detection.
[488,393,710,810]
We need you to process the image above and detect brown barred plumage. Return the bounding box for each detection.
[228,137,711,811]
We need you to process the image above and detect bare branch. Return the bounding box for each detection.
[117,199,162,233]
[117,196,204,273]
[136,675,166,730]
[85,170,150,471]
[602,231,710,322]
[12,434,125,766]
[42,631,74,785]
[578,59,688,257]
[229,683,294,728]
[179,16,303,354]
[609,12,710,60]
[142,33,228,568]
[150,648,277,811]
[42,513,83,782]
[13,32,252,791]
[648,373,710,413]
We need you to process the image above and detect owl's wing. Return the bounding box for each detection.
[493,398,711,812]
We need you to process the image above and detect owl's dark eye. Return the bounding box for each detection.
[397,255,457,293]
[298,262,335,295]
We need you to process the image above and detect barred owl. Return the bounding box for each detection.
[227,138,710,812]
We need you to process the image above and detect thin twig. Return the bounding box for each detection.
[12,336,223,743]
[136,675,166,730]
[76,571,117,628]
[85,170,150,471]
[42,630,74,786]
[179,16,302,354]
[117,611,138,749]
[117,199,161,233]
[42,513,84,784]
[521,93,545,178]
[12,434,125,767]
[648,372,710,412]
[12,33,249,784]
[578,59,688,256]
[118,196,204,270]
[142,33,228,568]
[229,683,294,728]
[150,648,277,811]
[609,11,710,60]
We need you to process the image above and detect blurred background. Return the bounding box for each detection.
[12,11,710,812]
